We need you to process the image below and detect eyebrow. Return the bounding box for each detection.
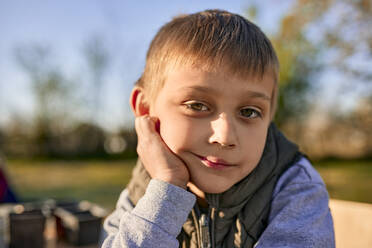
[180,86,271,101]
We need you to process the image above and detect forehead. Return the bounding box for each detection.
[159,65,274,101]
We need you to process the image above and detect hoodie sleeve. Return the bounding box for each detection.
[256,157,335,248]
[102,179,196,248]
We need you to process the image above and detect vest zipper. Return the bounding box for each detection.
[210,207,216,248]
[199,213,211,248]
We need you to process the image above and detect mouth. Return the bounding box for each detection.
[195,154,235,170]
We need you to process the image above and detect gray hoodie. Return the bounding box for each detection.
[102,157,335,247]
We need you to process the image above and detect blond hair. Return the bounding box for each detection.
[137,9,279,118]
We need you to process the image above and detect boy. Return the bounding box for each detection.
[102,9,334,247]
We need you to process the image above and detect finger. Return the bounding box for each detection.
[139,116,159,139]
[135,116,148,145]
[135,116,151,156]
[135,115,146,130]
[134,115,142,134]
[135,116,162,149]
[135,115,152,136]
[136,118,167,167]
[147,116,159,134]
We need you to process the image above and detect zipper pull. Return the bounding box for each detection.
[199,214,211,248]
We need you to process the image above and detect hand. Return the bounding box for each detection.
[135,115,190,189]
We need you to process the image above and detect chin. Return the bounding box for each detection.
[195,181,232,194]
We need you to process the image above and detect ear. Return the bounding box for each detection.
[130,86,150,116]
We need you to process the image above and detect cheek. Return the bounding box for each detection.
[242,126,268,162]
[158,115,202,154]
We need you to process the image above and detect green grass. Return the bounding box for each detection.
[6,159,136,211]
[314,159,372,204]
[4,158,372,212]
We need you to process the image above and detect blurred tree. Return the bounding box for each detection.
[348,94,372,156]
[247,0,372,129]
[271,0,372,157]
[1,114,35,157]
[313,0,372,86]
[14,44,78,156]
[0,129,4,152]
[275,0,372,113]
[82,35,110,125]
[246,2,320,127]
[56,122,106,158]
[117,127,138,158]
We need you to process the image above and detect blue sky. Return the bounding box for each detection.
[0,0,294,130]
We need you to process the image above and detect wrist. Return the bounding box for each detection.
[168,179,188,189]
[155,176,188,189]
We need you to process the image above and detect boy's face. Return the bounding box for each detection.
[149,66,274,194]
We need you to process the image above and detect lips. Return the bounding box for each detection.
[195,154,234,170]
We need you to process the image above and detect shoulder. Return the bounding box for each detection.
[258,156,335,247]
[270,156,331,218]
[273,156,326,198]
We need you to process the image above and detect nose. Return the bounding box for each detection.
[209,113,237,148]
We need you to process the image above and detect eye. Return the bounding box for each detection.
[184,101,209,112]
[240,107,261,119]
